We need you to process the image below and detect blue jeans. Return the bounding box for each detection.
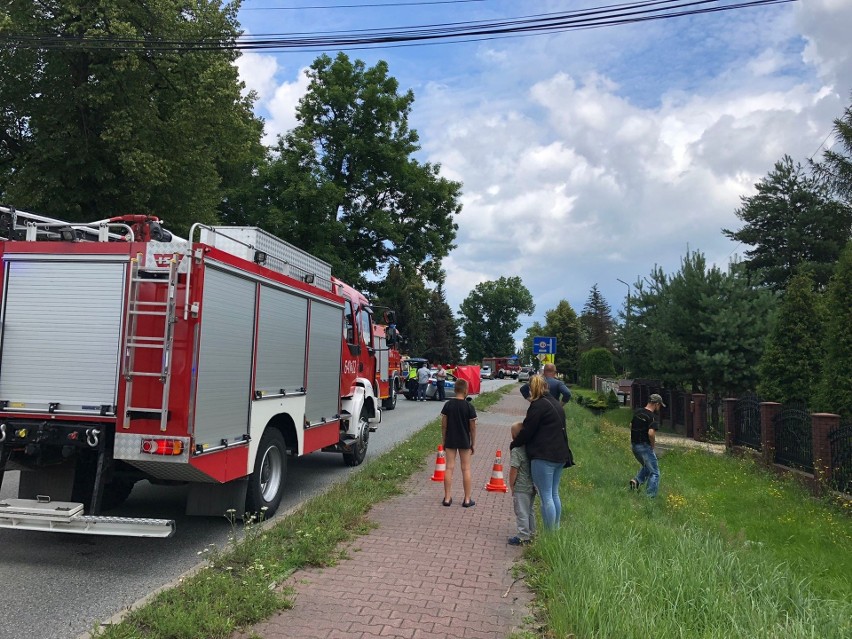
[417,383,428,401]
[631,443,660,497]
[512,490,536,540]
[531,459,564,530]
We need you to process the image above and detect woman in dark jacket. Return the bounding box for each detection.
[510,375,574,530]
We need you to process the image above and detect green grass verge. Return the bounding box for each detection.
[523,404,852,638]
[91,385,512,639]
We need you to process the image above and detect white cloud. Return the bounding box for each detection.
[234,2,851,344]
[263,69,311,146]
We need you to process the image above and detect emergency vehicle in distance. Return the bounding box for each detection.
[0,206,400,537]
[481,356,521,379]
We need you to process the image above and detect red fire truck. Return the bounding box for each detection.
[372,321,403,411]
[482,357,521,379]
[0,206,395,537]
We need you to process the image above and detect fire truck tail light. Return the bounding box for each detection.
[140,438,184,456]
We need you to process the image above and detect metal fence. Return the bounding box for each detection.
[671,391,687,429]
[733,392,762,451]
[773,402,813,472]
[828,421,852,495]
[705,395,724,442]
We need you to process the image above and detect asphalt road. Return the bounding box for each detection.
[0,377,515,639]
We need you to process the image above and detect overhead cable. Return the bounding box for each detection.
[0,0,797,52]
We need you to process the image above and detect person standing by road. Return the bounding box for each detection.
[417,361,430,402]
[629,393,664,497]
[510,375,574,530]
[435,365,447,401]
[440,378,477,508]
[520,362,572,404]
[508,421,536,545]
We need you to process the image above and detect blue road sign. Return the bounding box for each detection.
[532,336,556,355]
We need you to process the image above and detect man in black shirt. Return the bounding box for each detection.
[629,393,664,497]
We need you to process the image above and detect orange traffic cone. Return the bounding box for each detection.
[485,450,509,493]
[431,445,446,482]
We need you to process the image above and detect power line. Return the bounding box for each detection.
[0,0,796,52]
[241,0,488,10]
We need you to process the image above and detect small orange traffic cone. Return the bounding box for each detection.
[430,445,446,482]
[485,449,509,493]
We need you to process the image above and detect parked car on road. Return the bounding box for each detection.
[425,370,456,400]
[517,367,533,382]
[480,365,492,379]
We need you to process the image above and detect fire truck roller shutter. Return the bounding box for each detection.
[304,299,343,428]
[0,259,126,410]
[255,285,308,395]
[193,267,256,450]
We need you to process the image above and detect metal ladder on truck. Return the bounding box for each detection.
[122,255,179,432]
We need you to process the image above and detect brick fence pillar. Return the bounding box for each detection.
[812,413,840,495]
[724,398,737,451]
[760,402,782,467]
[692,394,707,442]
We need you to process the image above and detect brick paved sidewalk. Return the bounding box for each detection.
[237,391,535,639]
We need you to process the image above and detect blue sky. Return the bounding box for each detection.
[233,0,852,346]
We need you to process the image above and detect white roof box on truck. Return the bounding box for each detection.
[200,226,333,291]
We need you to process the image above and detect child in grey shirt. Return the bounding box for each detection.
[508,422,535,545]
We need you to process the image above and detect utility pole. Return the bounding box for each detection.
[616,278,631,327]
[616,278,631,376]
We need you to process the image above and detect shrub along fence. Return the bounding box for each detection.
[627,381,850,496]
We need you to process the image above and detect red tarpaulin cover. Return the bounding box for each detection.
[454,365,481,395]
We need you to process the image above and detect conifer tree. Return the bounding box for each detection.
[757,271,824,404]
[815,243,852,418]
[423,284,461,364]
[580,284,615,351]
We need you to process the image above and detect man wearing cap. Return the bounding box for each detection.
[629,393,665,497]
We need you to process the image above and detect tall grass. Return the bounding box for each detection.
[523,404,852,638]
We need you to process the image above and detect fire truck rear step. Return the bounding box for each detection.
[0,498,175,537]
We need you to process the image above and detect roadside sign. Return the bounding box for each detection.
[533,336,556,355]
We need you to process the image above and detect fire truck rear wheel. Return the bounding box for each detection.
[342,408,369,467]
[246,428,287,517]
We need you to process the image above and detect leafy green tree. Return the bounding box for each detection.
[723,155,852,291]
[580,284,615,351]
[244,53,461,288]
[422,284,461,364]
[814,95,852,206]
[544,300,581,382]
[757,271,823,403]
[371,265,431,357]
[578,347,616,388]
[0,1,264,234]
[459,277,534,363]
[815,242,852,419]
[519,321,545,369]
